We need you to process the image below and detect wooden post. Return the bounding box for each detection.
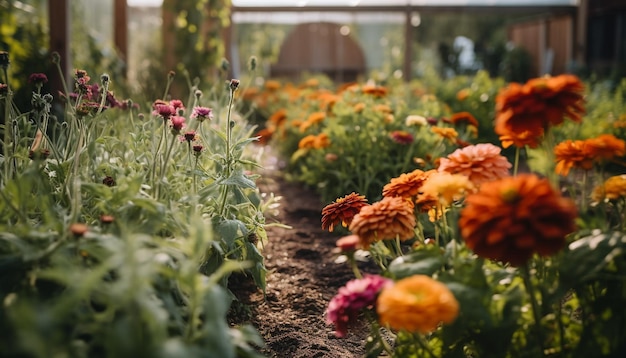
[114,0,128,76]
[575,0,588,67]
[48,0,70,95]
[403,9,412,82]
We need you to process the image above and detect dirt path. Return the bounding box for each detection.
[232,151,375,357]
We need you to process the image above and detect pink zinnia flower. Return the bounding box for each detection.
[326,275,392,337]
[390,130,414,145]
[170,116,186,134]
[191,106,213,122]
[438,143,511,186]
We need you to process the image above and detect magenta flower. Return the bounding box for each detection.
[154,104,175,120]
[181,130,197,143]
[192,144,203,157]
[191,106,214,122]
[170,99,185,114]
[170,116,186,134]
[326,275,392,337]
[390,130,414,145]
[28,73,48,86]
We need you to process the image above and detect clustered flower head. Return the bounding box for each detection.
[554,134,625,176]
[298,133,330,149]
[383,169,435,200]
[376,275,459,333]
[459,174,578,266]
[349,196,416,249]
[170,116,186,134]
[28,73,48,87]
[438,143,512,187]
[495,74,585,148]
[191,106,213,122]
[326,274,393,337]
[592,175,626,203]
[321,192,369,232]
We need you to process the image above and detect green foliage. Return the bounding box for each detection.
[0,55,269,356]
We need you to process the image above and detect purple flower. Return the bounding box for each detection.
[325,274,392,337]
[191,106,213,122]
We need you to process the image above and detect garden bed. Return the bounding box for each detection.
[230,151,377,357]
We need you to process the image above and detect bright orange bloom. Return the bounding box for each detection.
[362,84,388,97]
[349,196,416,249]
[264,80,281,91]
[374,104,393,114]
[554,134,625,176]
[377,275,459,333]
[585,134,625,159]
[299,111,327,132]
[554,139,593,175]
[383,169,435,199]
[459,174,577,266]
[431,126,459,143]
[498,127,543,149]
[268,108,288,127]
[495,75,585,145]
[450,111,479,127]
[438,143,511,186]
[322,192,369,232]
[592,175,626,202]
[456,88,470,101]
[298,133,330,149]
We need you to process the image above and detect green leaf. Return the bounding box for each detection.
[213,217,247,249]
[220,170,256,189]
[559,231,626,290]
[388,246,445,279]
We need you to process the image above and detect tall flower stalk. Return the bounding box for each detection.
[218,79,239,216]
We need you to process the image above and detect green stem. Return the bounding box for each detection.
[219,88,236,216]
[158,132,178,198]
[2,77,12,183]
[521,263,546,354]
[69,126,85,223]
[513,146,520,176]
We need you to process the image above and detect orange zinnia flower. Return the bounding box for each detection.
[585,134,625,159]
[264,80,281,91]
[495,74,585,144]
[431,126,458,143]
[450,111,479,127]
[377,275,459,333]
[349,196,416,249]
[498,127,543,149]
[383,169,435,200]
[254,127,274,145]
[554,139,592,176]
[313,133,331,149]
[362,84,388,97]
[321,193,369,232]
[456,88,470,101]
[554,133,625,176]
[268,108,288,127]
[298,135,317,149]
[591,175,626,203]
[459,174,577,266]
[438,143,512,186]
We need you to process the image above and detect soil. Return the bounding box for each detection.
[229,150,378,358]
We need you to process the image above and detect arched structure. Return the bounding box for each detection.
[270,22,366,83]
